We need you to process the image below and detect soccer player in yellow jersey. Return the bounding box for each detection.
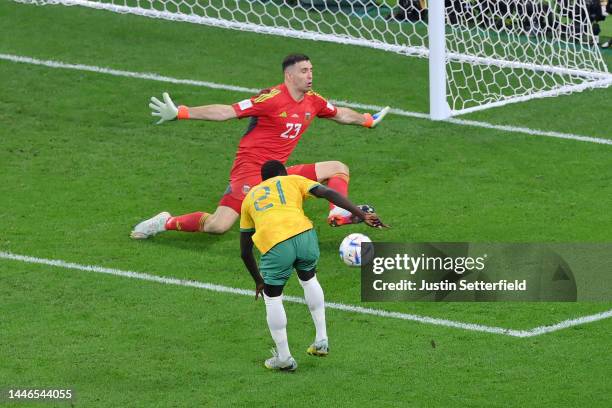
[240,160,386,372]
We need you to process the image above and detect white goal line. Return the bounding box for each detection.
[0,52,611,146]
[1,251,611,338]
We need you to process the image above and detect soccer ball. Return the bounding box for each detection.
[339,233,371,267]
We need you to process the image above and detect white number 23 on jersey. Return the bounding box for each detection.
[280,123,302,139]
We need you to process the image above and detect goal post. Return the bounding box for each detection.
[15,0,612,120]
[428,0,451,120]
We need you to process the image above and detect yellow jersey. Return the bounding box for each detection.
[240,175,321,254]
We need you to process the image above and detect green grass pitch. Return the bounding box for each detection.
[1,1,611,407]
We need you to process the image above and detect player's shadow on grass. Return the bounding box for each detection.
[318,239,340,254]
[137,232,238,253]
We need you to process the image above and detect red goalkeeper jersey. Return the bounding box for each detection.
[230,83,337,180]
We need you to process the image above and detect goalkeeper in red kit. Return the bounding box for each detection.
[131,54,390,239]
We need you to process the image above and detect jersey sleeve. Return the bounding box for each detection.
[232,88,280,118]
[295,176,321,199]
[239,197,255,232]
[313,93,338,118]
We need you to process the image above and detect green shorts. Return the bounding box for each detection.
[259,229,320,286]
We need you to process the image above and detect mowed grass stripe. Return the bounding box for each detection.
[1,52,611,145]
[2,251,612,337]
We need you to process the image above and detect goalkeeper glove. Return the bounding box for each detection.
[363,106,390,128]
[149,92,189,124]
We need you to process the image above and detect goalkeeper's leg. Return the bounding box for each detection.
[164,211,210,232]
[287,161,350,203]
[315,161,350,212]
[166,206,239,234]
[287,161,358,226]
[131,178,246,239]
[131,206,238,238]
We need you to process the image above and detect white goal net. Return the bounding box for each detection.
[16,0,612,118]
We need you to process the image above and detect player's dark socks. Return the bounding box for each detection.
[264,284,285,297]
[297,268,316,282]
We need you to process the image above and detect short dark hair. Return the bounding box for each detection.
[282,54,310,72]
[261,160,287,180]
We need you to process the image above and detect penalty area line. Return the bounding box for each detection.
[0,52,611,146]
[2,251,611,338]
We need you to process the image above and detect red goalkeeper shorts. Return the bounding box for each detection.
[218,163,318,213]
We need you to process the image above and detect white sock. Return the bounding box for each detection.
[299,276,327,342]
[263,294,291,361]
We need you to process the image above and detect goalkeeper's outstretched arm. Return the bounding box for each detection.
[150,92,236,124]
[330,106,390,128]
[184,104,237,121]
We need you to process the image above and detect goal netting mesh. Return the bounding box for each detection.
[16,0,612,117]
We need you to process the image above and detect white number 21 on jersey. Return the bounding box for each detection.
[280,123,302,139]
